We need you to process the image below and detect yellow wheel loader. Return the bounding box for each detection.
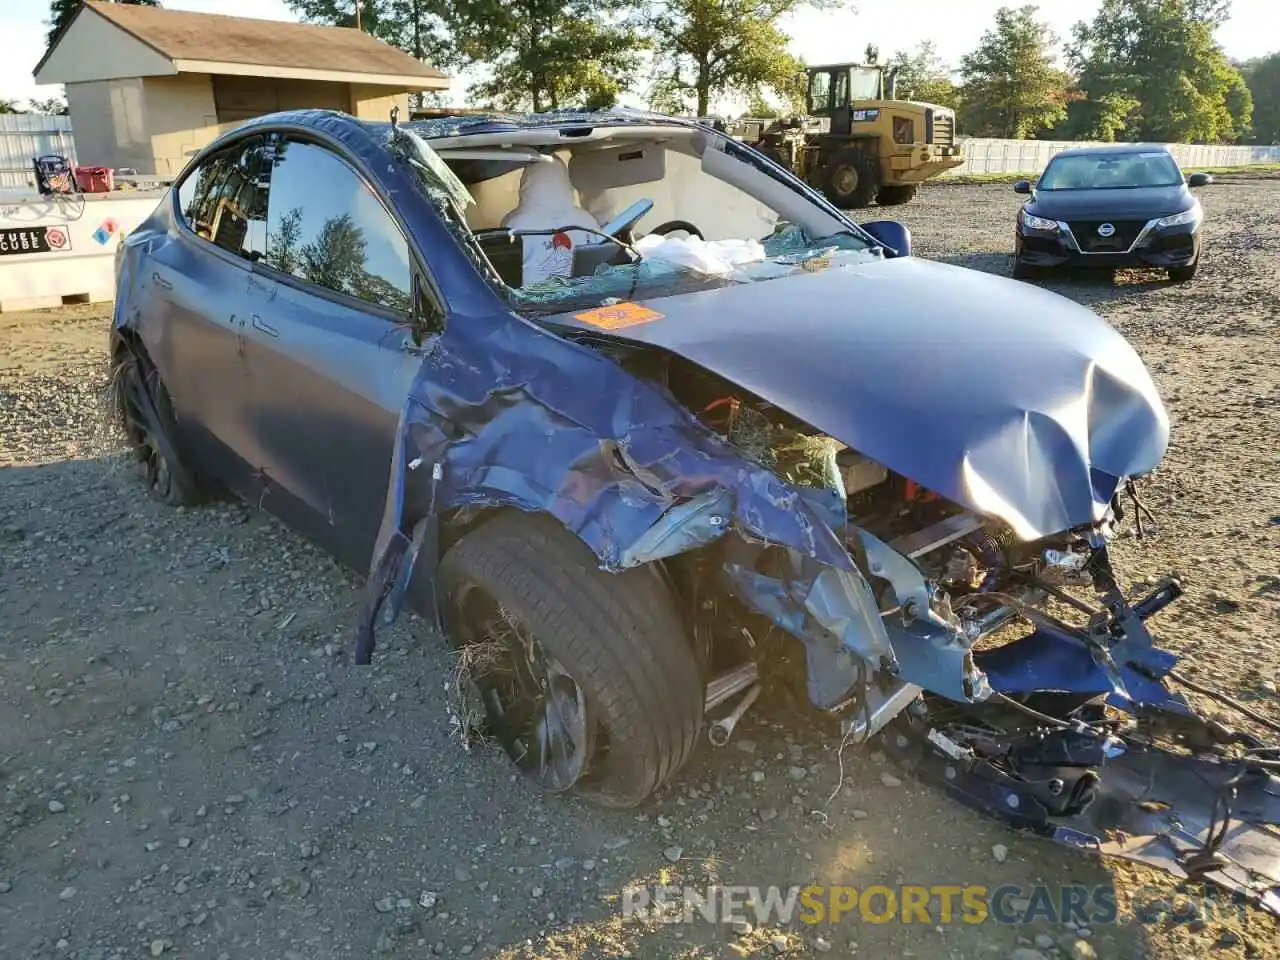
[731,63,964,209]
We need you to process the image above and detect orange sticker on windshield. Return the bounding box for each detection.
[574,302,664,330]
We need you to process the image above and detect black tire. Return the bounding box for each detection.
[111,341,202,507]
[1011,260,1041,281]
[822,147,879,209]
[439,512,704,807]
[1168,259,1198,283]
[876,184,918,206]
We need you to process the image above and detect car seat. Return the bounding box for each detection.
[501,156,601,286]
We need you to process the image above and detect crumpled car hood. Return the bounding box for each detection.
[550,256,1169,538]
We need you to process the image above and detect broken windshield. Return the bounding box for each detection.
[507,224,880,315]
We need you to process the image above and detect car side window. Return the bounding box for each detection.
[175,137,271,262]
[263,139,413,314]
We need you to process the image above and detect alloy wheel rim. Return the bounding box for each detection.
[834,166,859,195]
[452,584,590,791]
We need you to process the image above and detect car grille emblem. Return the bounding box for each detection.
[1097,223,1116,238]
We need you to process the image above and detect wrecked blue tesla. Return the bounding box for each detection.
[110,109,1280,908]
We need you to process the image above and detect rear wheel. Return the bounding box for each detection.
[439,512,704,807]
[876,184,918,206]
[822,147,879,209]
[111,341,202,506]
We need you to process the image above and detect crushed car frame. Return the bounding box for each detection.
[109,108,1280,912]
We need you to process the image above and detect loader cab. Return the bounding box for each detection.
[806,64,896,136]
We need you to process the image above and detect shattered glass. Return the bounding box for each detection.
[508,223,879,314]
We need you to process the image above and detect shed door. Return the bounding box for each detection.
[211,76,349,123]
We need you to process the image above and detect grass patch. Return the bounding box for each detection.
[939,171,1040,184]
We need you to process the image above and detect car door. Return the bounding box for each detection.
[150,136,273,497]
[238,134,423,569]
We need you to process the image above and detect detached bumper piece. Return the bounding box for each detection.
[882,578,1280,916]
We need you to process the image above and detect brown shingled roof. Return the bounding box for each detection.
[80,0,445,79]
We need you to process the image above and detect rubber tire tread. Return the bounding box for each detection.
[438,511,704,807]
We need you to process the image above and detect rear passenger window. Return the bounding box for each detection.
[175,137,271,262]
[263,140,413,314]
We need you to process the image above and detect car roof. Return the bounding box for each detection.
[1049,144,1175,160]
[398,109,699,141]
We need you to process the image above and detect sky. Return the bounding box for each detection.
[3,0,1278,106]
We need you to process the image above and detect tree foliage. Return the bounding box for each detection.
[290,0,642,112]
[453,0,645,112]
[1240,54,1280,144]
[887,42,959,109]
[286,0,452,66]
[958,5,1069,139]
[47,0,158,49]
[28,96,70,115]
[1064,0,1251,143]
[644,0,840,117]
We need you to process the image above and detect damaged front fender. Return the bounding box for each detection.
[348,309,918,711]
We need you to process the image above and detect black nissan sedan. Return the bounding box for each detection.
[1012,144,1211,282]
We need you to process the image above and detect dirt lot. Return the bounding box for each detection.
[1,176,1278,960]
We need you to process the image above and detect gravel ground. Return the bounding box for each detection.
[1,176,1278,960]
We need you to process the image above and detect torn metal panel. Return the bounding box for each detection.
[886,716,1280,917]
[350,312,899,701]
[544,258,1169,540]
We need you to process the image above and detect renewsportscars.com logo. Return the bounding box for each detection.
[621,883,1247,927]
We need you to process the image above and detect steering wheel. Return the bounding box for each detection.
[647,220,705,240]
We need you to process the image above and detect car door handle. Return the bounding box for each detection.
[252,315,278,337]
[151,272,172,290]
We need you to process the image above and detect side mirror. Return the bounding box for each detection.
[861,219,912,258]
[1187,172,1213,187]
[1013,179,1032,194]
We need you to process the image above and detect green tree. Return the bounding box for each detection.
[1240,53,1280,143]
[450,0,645,112]
[286,0,452,65]
[1066,0,1251,143]
[265,207,304,276]
[643,0,841,118]
[958,5,1069,138]
[27,96,69,115]
[0,99,27,114]
[47,0,158,49]
[1053,92,1141,140]
[301,213,368,292]
[887,42,959,108]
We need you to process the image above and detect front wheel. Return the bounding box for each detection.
[1168,260,1199,283]
[822,147,879,209]
[439,512,704,807]
[1012,260,1042,280]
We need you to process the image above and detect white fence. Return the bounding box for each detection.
[0,114,77,192]
[946,137,1280,176]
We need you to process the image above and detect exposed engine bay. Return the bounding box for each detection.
[614,352,1280,913]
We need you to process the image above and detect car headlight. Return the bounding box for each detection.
[1155,205,1203,229]
[1021,211,1060,232]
